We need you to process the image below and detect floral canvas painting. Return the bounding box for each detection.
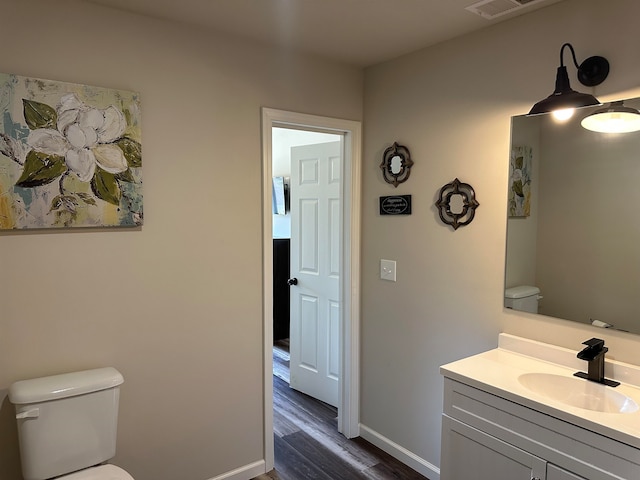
[508,145,532,217]
[0,73,142,229]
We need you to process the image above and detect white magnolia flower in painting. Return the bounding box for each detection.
[26,93,128,182]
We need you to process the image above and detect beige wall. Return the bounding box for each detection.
[362,0,640,475]
[0,1,362,479]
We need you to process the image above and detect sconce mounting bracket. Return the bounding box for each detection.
[577,55,609,87]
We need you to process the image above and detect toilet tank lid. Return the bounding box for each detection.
[505,285,540,299]
[8,367,123,405]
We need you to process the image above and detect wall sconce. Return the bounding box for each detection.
[581,101,640,133]
[528,43,609,119]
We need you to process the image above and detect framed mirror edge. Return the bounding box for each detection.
[504,93,640,336]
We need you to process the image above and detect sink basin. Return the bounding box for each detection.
[518,372,639,414]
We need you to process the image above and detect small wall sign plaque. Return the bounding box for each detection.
[379,195,412,215]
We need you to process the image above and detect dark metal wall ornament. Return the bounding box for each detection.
[380,142,413,187]
[435,178,480,230]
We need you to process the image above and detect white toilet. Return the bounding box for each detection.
[8,367,134,480]
[504,285,541,313]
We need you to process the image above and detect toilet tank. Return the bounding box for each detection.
[505,285,541,313]
[8,367,124,480]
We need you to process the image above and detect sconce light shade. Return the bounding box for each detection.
[581,101,640,133]
[528,44,609,116]
[528,66,601,115]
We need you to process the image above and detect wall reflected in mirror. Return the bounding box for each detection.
[505,96,640,335]
[390,155,403,174]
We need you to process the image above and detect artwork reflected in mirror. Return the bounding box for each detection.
[508,146,532,217]
[505,96,640,334]
[380,142,413,187]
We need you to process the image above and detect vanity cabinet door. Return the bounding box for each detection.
[442,416,547,480]
[546,464,587,480]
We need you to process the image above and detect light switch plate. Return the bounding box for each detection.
[380,259,397,282]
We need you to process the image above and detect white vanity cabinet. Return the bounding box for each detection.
[440,377,639,480]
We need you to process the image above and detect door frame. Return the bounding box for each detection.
[261,108,361,471]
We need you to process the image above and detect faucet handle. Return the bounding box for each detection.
[577,337,607,361]
[582,337,605,350]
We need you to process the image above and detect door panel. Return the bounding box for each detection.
[300,294,319,369]
[300,199,319,273]
[328,301,340,379]
[329,198,340,276]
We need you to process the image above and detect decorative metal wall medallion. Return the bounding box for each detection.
[435,178,479,230]
[380,142,413,187]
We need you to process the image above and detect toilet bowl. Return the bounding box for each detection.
[9,368,134,480]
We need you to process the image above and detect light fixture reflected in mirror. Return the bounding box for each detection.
[581,101,640,133]
[528,43,609,118]
[552,108,575,121]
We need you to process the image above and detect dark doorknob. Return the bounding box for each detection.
[287,278,298,286]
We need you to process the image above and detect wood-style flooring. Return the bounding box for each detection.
[253,341,430,480]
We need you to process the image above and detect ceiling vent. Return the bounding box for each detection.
[466,0,548,20]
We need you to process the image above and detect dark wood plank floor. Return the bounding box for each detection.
[253,341,430,480]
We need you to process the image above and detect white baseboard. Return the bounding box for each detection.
[359,424,440,480]
[209,428,440,480]
[208,460,265,480]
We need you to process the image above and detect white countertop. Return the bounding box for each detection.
[440,334,640,449]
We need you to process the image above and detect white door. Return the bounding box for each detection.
[289,140,341,407]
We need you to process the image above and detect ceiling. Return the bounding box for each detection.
[84,0,565,67]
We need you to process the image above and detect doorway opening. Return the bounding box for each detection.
[261,108,362,472]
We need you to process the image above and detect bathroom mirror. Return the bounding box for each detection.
[505,96,640,334]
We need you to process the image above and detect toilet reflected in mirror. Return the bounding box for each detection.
[505,285,541,314]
